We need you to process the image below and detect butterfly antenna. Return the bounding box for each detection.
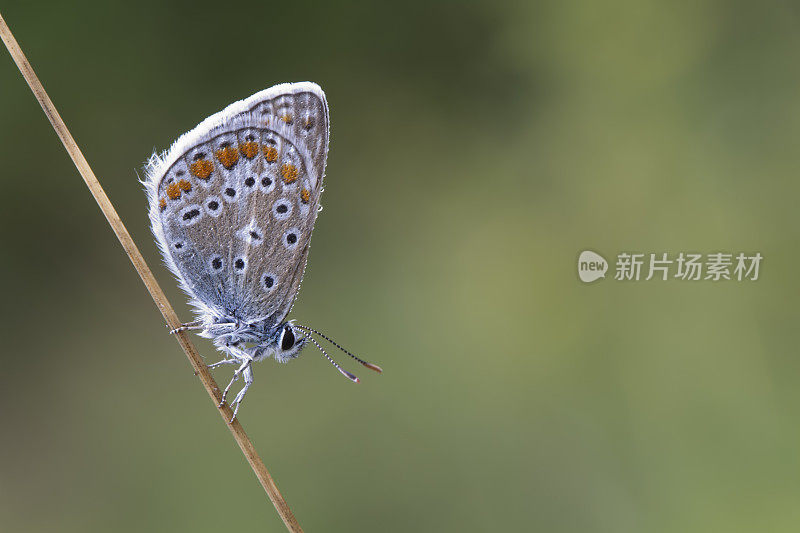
[295,324,382,373]
[304,334,360,383]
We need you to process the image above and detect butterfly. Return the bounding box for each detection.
[143,82,380,420]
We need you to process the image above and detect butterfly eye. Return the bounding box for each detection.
[281,326,295,351]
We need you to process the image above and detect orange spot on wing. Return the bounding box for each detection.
[215,146,239,169]
[159,198,167,211]
[239,141,259,159]
[281,163,298,184]
[280,114,293,124]
[264,145,278,163]
[177,179,192,192]
[190,159,213,180]
[300,187,310,203]
[166,183,181,200]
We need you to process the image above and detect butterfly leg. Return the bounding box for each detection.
[219,358,251,408]
[208,358,238,369]
[169,320,203,335]
[229,364,254,422]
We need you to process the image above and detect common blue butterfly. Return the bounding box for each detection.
[144,82,380,420]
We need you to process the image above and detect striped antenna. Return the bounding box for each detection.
[303,333,359,383]
[295,324,382,373]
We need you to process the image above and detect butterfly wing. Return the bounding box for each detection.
[144,82,329,324]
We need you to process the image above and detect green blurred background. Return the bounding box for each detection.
[1,1,798,531]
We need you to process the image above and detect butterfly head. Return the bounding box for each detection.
[271,322,307,363]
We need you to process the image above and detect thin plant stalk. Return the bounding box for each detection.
[0,12,303,533]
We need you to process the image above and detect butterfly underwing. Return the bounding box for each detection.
[143,82,380,420]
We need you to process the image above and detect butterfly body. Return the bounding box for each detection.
[144,83,347,417]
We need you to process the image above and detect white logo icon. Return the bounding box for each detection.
[578,250,608,283]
